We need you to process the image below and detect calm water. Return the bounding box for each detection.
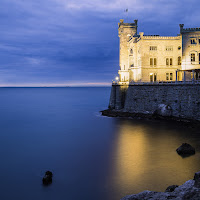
[0,87,199,200]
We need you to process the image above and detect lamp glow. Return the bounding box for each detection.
[115,77,119,81]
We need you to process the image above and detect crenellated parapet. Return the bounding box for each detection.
[142,36,181,40]
[182,28,200,32]
[118,19,138,37]
[180,24,200,33]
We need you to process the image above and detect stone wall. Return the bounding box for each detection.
[109,85,128,110]
[109,84,200,121]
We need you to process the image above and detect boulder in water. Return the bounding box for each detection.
[176,143,195,156]
[42,171,53,185]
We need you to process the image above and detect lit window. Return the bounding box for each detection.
[150,46,157,51]
[166,73,169,81]
[178,56,181,65]
[166,46,173,51]
[191,53,195,62]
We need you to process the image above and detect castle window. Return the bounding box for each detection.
[178,46,181,50]
[191,39,196,44]
[150,58,153,66]
[178,56,181,65]
[170,58,173,66]
[166,58,169,66]
[150,58,157,66]
[166,73,173,81]
[170,73,173,80]
[166,73,169,80]
[154,58,157,66]
[130,49,133,54]
[150,46,157,51]
[166,46,173,51]
[154,73,157,82]
[191,53,195,62]
[166,58,173,66]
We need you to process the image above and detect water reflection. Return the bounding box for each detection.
[110,119,200,198]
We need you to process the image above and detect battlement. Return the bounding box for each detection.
[182,27,200,32]
[142,35,181,40]
[135,32,181,40]
[144,35,160,37]
[118,19,138,28]
[179,24,200,33]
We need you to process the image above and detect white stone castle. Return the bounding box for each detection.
[118,19,200,84]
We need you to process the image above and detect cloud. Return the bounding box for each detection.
[0,0,199,85]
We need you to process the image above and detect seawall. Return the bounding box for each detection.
[106,83,200,121]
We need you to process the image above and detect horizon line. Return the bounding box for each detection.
[0,82,112,87]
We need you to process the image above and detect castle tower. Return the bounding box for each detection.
[179,24,184,34]
[118,19,138,82]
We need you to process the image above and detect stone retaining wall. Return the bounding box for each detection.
[109,84,200,121]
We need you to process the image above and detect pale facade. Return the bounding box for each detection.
[118,19,200,83]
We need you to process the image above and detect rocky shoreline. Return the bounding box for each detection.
[101,109,200,199]
[101,109,200,125]
[121,171,200,200]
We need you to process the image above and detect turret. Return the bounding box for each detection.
[179,24,184,34]
[118,19,138,82]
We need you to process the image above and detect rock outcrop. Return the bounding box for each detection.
[165,185,179,192]
[121,171,200,200]
[176,143,195,156]
[155,104,172,117]
[42,171,53,185]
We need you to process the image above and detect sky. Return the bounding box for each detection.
[0,0,200,86]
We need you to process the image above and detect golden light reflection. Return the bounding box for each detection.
[113,122,148,188]
[110,120,200,196]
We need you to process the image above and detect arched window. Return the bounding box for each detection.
[166,58,169,66]
[170,58,173,66]
[178,56,181,65]
[191,53,195,62]
[154,58,157,66]
[130,49,133,54]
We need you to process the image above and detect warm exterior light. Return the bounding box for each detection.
[116,77,119,81]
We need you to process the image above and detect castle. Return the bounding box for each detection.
[103,20,200,121]
[118,19,200,84]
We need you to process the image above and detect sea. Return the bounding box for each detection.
[0,87,199,200]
